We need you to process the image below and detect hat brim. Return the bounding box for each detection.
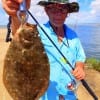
[37,1,79,13]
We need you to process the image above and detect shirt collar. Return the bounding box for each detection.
[44,21,67,36]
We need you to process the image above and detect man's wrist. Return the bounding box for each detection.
[75,62,85,69]
[11,16,21,35]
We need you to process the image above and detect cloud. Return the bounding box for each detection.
[67,0,100,24]
[28,1,48,24]
[84,0,100,23]
[90,0,100,16]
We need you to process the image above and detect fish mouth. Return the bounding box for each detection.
[20,38,33,49]
[21,36,34,43]
[23,39,31,44]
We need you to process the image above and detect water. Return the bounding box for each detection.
[0,24,100,59]
[70,24,100,59]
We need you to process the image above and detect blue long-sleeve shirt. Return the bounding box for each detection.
[37,22,86,100]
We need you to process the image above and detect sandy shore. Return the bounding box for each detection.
[0,28,12,100]
[0,28,100,100]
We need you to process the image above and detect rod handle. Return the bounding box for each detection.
[81,79,98,100]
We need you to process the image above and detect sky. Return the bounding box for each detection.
[0,0,100,25]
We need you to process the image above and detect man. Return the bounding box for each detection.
[2,0,86,99]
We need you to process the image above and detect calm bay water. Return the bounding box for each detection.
[0,24,100,59]
[71,24,100,59]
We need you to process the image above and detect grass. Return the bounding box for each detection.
[86,58,100,72]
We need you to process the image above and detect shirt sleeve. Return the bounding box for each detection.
[75,38,86,63]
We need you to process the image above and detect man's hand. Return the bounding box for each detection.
[2,0,31,16]
[2,0,31,35]
[72,62,85,80]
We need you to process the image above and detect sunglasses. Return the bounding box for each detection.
[46,3,69,13]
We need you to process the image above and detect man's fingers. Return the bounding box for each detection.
[2,0,31,16]
[2,0,20,16]
[14,0,31,9]
[26,0,31,9]
[12,0,23,3]
[72,68,78,75]
[3,3,16,16]
[72,68,85,80]
[2,0,22,3]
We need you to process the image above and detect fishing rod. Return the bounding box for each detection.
[27,10,98,100]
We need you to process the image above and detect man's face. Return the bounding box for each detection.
[45,3,68,27]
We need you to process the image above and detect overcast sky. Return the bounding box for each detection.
[0,0,100,25]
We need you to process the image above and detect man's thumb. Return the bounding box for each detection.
[18,0,23,3]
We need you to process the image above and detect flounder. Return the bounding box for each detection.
[3,23,50,100]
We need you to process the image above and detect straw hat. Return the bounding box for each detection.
[37,0,79,13]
